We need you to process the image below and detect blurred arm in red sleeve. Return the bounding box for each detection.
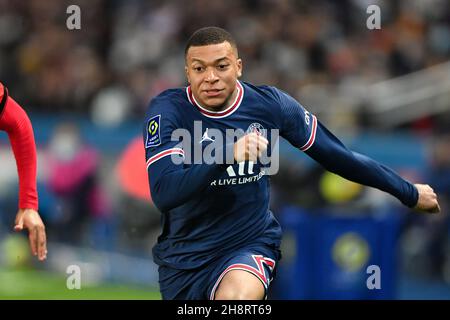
[0,83,47,261]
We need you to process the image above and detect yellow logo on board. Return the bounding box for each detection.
[332,232,370,272]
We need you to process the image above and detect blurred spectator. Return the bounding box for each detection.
[400,134,450,281]
[41,122,112,246]
[426,135,450,280]
[114,136,161,254]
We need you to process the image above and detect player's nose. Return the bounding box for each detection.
[204,68,219,82]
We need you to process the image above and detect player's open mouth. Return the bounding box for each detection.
[204,89,223,97]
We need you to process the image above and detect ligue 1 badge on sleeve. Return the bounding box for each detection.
[145,115,161,148]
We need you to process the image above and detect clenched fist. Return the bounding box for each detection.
[414,184,440,214]
[234,132,268,163]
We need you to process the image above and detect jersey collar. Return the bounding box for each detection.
[186,81,244,119]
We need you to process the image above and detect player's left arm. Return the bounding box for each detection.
[273,86,439,214]
[305,121,440,213]
[0,85,47,260]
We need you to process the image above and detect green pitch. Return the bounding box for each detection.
[0,268,161,300]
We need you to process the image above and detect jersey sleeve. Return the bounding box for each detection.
[0,83,8,120]
[274,88,317,151]
[304,120,418,207]
[144,96,228,212]
[0,86,39,210]
[270,86,417,207]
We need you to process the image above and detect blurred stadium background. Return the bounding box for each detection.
[0,0,449,299]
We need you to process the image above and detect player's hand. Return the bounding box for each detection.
[413,184,440,214]
[234,132,268,162]
[14,208,47,261]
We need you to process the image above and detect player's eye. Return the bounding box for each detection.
[194,66,204,72]
[218,64,229,70]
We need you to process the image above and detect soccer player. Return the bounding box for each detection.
[0,82,47,261]
[143,27,440,300]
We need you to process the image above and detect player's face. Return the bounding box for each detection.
[185,41,242,110]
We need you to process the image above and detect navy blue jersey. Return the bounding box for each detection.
[143,81,418,270]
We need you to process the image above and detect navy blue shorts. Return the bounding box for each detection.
[158,243,281,300]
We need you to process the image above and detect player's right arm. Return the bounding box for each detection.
[0,84,38,210]
[0,83,47,261]
[144,96,231,212]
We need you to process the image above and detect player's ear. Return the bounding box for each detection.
[236,58,243,78]
[185,65,190,84]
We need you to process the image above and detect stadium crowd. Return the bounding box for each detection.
[0,0,448,127]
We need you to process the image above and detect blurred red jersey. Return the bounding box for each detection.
[0,82,38,210]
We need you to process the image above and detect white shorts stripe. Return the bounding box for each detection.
[209,263,268,300]
[209,254,276,300]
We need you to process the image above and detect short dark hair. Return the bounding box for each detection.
[185,26,238,56]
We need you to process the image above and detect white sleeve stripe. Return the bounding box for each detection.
[300,115,317,151]
[146,147,184,169]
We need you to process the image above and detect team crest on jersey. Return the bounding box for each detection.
[145,115,161,148]
[246,123,266,137]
